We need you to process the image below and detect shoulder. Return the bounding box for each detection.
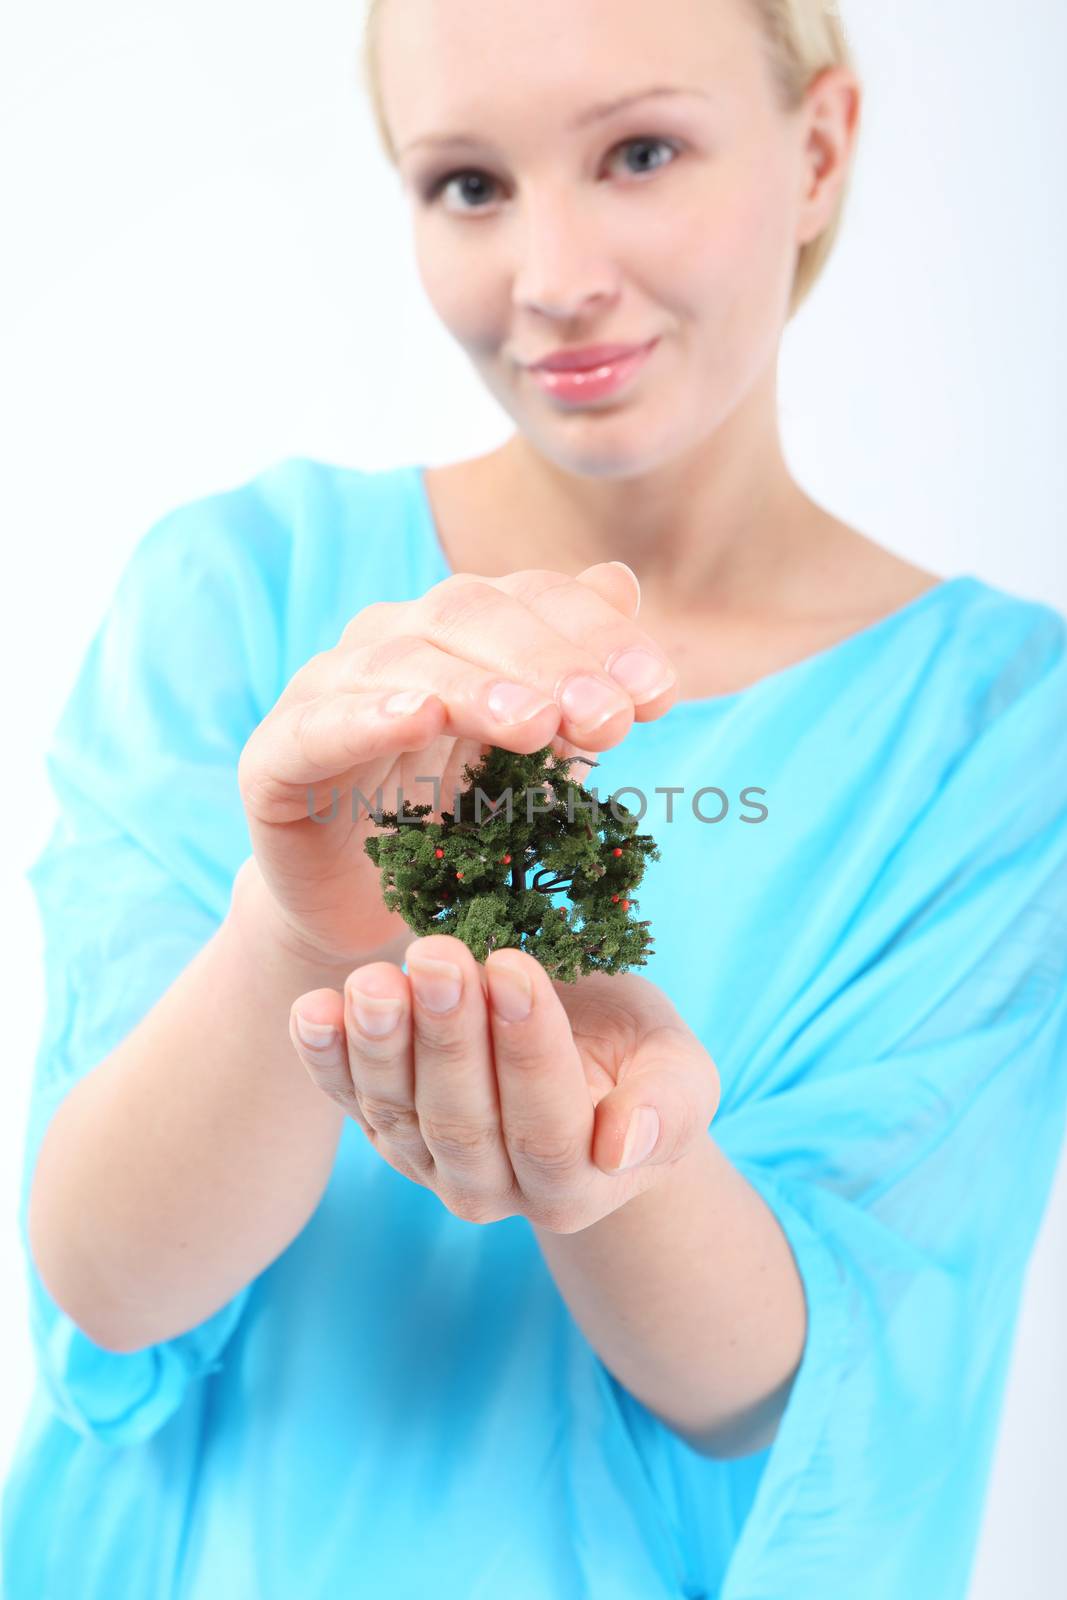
[872,573,1067,769]
[123,456,426,671]
[827,516,1065,703]
[133,455,390,572]
[941,576,1066,702]
[898,577,1067,833]
[950,586,1067,791]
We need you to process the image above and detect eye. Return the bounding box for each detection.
[614,136,681,179]
[419,135,682,214]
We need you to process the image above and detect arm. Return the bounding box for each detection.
[27,857,414,1356]
[531,1131,807,1459]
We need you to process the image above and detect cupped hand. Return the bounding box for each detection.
[287,934,721,1233]
[236,559,678,969]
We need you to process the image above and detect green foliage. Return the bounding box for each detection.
[363,744,660,982]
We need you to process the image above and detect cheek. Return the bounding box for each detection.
[413,225,502,342]
[672,162,799,364]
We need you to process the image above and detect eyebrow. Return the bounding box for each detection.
[397,85,711,158]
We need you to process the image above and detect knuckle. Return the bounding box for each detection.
[528,1202,585,1235]
[409,1023,470,1067]
[238,756,287,818]
[358,1095,422,1139]
[386,1151,435,1188]
[236,745,261,804]
[497,567,567,594]
[356,632,426,681]
[346,1104,377,1138]
[291,695,317,751]
[344,1025,403,1065]
[506,1125,586,1172]
[423,577,499,636]
[301,647,332,676]
[445,1190,506,1226]
[281,651,327,698]
[428,572,481,599]
[320,1083,356,1111]
[346,600,394,637]
[281,651,332,709]
[526,570,573,597]
[419,1116,499,1163]
[292,695,334,768]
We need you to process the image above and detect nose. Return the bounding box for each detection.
[510,191,621,322]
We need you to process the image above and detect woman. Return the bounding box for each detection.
[4,1,1065,1596]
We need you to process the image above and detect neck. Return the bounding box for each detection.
[492,362,817,619]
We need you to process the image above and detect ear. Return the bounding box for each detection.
[574,560,641,618]
[795,64,862,244]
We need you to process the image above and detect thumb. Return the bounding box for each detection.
[594,1049,720,1174]
[600,1101,663,1174]
[575,560,641,618]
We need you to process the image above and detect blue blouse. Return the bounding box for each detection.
[4,456,1066,1600]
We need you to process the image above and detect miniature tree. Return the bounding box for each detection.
[363,743,660,982]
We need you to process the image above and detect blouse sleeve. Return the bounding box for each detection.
[18,488,283,1448]
[611,602,1067,1600]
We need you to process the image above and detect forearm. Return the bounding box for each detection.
[28,857,413,1354]
[531,1132,807,1459]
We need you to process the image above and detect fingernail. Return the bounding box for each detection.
[408,957,463,1014]
[605,648,676,702]
[617,1107,660,1170]
[487,681,555,725]
[295,1014,338,1051]
[487,962,532,1022]
[607,561,642,614]
[348,988,404,1037]
[559,674,628,731]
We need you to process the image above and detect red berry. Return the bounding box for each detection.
[456,871,464,879]
[621,900,630,911]
[434,848,444,858]
[612,847,623,857]
[611,894,619,903]
[502,854,511,864]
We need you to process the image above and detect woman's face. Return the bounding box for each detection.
[378,0,837,480]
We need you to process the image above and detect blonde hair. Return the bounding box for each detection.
[360,0,857,319]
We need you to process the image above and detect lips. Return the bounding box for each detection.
[528,339,658,373]
[526,340,659,404]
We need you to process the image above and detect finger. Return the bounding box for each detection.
[307,570,678,750]
[592,1029,720,1174]
[404,935,518,1217]
[239,685,449,823]
[472,562,672,724]
[551,558,642,764]
[341,963,436,1182]
[423,568,675,728]
[485,949,595,1224]
[581,559,642,618]
[351,559,642,660]
[289,988,374,1135]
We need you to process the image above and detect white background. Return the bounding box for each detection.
[1,3,1064,1595]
